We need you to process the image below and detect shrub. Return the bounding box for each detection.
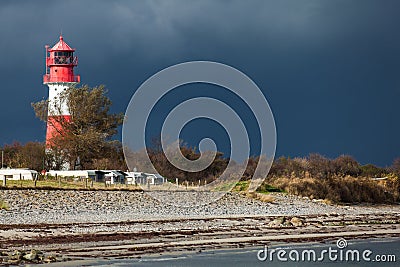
[268,175,399,204]
[257,183,285,193]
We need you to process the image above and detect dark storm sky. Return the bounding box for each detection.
[0,0,399,166]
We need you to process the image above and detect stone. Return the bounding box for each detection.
[268,217,285,227]
[7,259,21,265]
[290,217,304,227]
[23,249,42,261]
[10,250,24,260]
[44,255,57,263]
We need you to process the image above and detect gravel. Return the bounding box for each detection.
[0,190,398,225]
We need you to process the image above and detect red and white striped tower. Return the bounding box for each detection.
[43,35,80,148]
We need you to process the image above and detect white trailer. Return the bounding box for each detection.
[0,169,38,180]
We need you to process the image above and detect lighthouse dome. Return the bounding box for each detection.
[49,35,75,52]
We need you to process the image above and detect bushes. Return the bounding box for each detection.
[270,177,329,199]
[260,153,399,203]
[328,176,388,203]
[256,183,285,193]
[268,175,399,203]
[266,154,390,180]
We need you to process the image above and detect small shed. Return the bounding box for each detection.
[126,172,165,185]
[103,170,125,185]
[145,173,165,185]
[126,172,147,185]
[0,169,38,180]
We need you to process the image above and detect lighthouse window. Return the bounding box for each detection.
[55,52,71,57]
[54,52,73,64]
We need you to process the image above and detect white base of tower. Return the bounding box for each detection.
[46,82,77,116]
[45,82,78,171]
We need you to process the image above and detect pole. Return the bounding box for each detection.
[1,150,3,169]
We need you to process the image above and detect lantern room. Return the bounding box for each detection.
[43,35,80,83]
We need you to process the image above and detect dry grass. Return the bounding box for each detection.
[245,191,275,203]
[268,174,400,203]
[0,179,142,191]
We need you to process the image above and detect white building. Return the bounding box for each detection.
[126,172,165,185]
[104,171,125,185]
[44,170,164,185]
[47,170,95,179]
[0,169,38,180]
[46,170,126,184]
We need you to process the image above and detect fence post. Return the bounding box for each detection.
[176,178,179,188]
[20,173,22,187]
[85,178,88,189]
[57,173,61,187]
[2,176,6,187]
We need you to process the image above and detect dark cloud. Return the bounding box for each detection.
[0,0,399,166]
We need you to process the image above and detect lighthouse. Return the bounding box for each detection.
[43,35,80,148]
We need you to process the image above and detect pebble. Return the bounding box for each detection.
[0,190,398,225]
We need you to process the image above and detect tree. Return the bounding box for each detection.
[392,158,400,176]
[32,85,124,170]
[89,141,127,170]
[360,163,388,178]
[269,156,290,177]
[332,155,361,177]
[138,138,229,183]
[307,153,332,178]
[1,142,46,171]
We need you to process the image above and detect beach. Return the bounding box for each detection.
[0,190,399,265]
